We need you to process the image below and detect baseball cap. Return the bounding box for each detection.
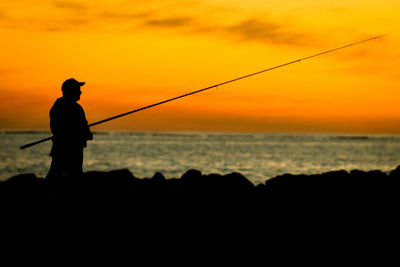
[62,78,85,91]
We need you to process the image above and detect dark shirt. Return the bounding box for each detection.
[50,97,92,156]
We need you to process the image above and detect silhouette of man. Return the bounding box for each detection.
[46,78,93,178]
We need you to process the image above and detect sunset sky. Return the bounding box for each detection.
[0,0,399,133]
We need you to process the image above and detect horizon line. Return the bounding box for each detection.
[2,129,400,136]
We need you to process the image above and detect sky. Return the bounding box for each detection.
[0,0,399,133]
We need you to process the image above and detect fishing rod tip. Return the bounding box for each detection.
[370,34,388,41]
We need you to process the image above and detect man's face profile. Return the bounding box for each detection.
[64,86,82,101]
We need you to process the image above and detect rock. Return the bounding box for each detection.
[222,172,254,192]
[152,172,165,181]
[2,166,398,253]
[389,165,400,177]
[3,173,40,186]
[1,166,397,215]
[181,169,202,180]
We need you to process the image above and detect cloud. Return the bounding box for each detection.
[225,19,281,38]
[0,1,92,31]
[42,18,89,31]
[0,1,315,47]
[141,15,312,46]
[220,19,310,46]
[144,17,193,28]
[98,11,151,21]
[53,1,88,10]
[0,17,90,32]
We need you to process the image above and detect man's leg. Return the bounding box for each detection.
[46,156,59,179]
[66,149,83,177]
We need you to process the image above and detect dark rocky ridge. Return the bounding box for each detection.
[2,166,399,214]
[2,167,399,259]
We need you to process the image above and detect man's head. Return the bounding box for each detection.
[61,78,85,101]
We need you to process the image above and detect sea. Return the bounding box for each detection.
[1,131,400,185]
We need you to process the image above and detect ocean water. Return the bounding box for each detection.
[1,131,400,185]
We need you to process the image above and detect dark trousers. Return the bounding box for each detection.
[46,148,83,178]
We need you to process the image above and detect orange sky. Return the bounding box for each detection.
[1,0,399,133]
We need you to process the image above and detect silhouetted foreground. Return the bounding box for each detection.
[2,166,399,216]
[2,167,399,259]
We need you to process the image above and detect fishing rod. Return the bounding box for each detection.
[20,34,386,150]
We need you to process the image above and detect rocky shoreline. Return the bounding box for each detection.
[2,166,399,210]
[2,166,399,253]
